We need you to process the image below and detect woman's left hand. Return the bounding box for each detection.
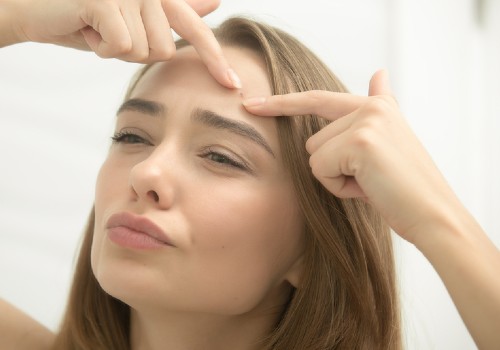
[243,70,462,245]
[244,70,500,349]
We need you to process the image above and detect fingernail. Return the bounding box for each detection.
[227,68,242,89]
[242,97,266,107]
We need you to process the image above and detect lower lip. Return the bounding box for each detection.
[108,227,169,250]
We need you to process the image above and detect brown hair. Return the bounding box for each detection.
[53,17,401,350]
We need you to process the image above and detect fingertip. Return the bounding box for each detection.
[305,137,315,155]
[369,68,392,96]
[227,68,242,89]
[378,69,391,89]
[242,96,266,108]
[206,65,242,89]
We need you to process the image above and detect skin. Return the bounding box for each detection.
[92,46,304,350]
[0,299,53,350]
[244,72,500,349]
[1,0,499,348]
[0,0,241,88]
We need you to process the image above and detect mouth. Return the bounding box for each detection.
[106,212,175,250]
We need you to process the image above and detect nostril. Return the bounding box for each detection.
[147,190,160,202]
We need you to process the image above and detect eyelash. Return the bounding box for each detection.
[112,131,249,171]
[111,131,152,145]
[199,147,249,171]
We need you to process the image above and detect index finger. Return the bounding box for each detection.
[242,90,368,120]
[163,0,241,89]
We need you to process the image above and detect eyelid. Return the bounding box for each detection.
[200,146,254,173]
[111,128,154,145]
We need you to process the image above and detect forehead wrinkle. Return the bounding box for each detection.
[191,108,276,158]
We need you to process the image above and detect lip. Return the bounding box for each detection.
[106,212,174,249]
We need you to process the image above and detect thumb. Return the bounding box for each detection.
[368,69,392,96]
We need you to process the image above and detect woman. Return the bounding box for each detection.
[1,0,499,349]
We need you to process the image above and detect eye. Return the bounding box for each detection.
[111,131,152,145]
[200,147,249,171]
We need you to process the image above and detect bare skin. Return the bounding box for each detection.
[1,0,499,348]
[0,0,241,88]
[0,0,234,349]
[243,71,500,349]
[0,299,54,350]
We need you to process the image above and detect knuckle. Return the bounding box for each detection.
[306,90,330,115]
[153,42,176,61]
[306,90,323,101]
[164,41,177,59]
[305,137,315,154]
[135,50,151,62]
[119,48,149,63]
[162,46,176,60]
[359,113,384,130]
[363,96,395,115]
[113,40,134,56]
[307,89,327,104]
[350,127,376,151]
[309,154,321,175]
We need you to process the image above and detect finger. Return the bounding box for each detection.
[81,2,132,58]
[185,0,221,17]
[309,135,366,198]
[243,90,368,120]
[141,0,176,61]
[368,69,392,96]
[305,112,355,154]
[118,3,150,61]
[163,0,241,89]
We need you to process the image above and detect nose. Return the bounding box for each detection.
[129,151,175,209]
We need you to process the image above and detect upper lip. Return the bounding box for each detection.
[106,212,174,246]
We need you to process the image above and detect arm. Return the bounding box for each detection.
[0,0,240,88]
[0,299,54,350]
[243,70,500,349]
[413,202,500,350]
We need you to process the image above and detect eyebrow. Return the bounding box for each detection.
[116,98,275,157]
[117,98,165,117]
[191,108,275,157]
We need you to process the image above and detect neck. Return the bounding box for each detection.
[130,307,283,350]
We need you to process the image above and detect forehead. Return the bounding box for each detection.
[130,45,272,110]
[127,46,280,155]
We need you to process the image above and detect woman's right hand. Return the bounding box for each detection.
[0,0,241,88]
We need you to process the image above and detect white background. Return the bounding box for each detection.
[1,0,499,349]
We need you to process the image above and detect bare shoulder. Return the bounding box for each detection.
[0,298,55,350]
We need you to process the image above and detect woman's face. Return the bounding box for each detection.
[92,46,304,318]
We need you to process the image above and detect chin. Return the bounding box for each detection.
[91,250,163,309]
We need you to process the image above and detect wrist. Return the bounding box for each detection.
[411,201,485,258]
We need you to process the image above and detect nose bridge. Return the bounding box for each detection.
[129,143,177,208]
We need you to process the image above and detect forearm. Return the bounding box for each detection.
[0,0,26,47]
[414,205,500,350]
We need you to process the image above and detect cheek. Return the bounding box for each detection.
[183,180,303,312]
[91,158,130,272]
